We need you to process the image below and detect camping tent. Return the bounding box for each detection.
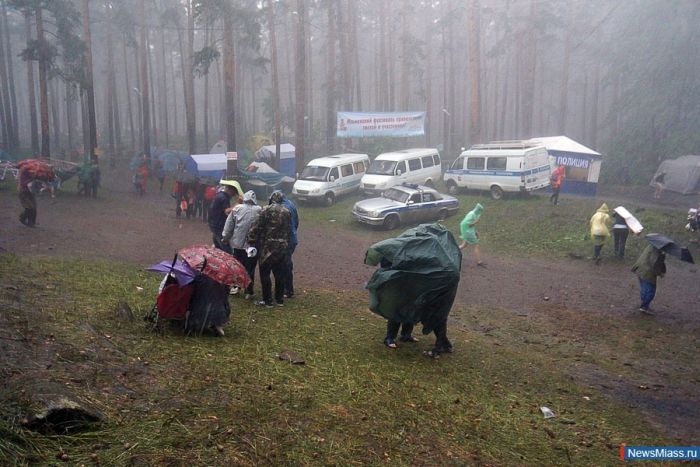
[650,156,700,195]
[185,153,226,180]
[254,143,296,177]
[529,135,602,196]
[209,140,227,154]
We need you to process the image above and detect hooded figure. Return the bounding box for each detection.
[278,191,299,298]
[458,203,486,267]
[631,244,666,314]
[589,203,611,263]
[247,190,290,306]
[223,190,263,298]
[365,223,462,357]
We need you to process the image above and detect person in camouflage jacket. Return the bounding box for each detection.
[247,191,290,306]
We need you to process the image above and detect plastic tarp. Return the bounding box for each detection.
[650,155,700,195]
[364,223,462,335]
[185,153,226,180]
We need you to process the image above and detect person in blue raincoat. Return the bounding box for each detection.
[365,223,462,358]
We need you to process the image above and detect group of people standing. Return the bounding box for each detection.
[208,182,299,308]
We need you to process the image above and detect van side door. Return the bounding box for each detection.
[407,158,422,183]
[466,156,486,189]
[338,164,354,194]
[395,160,407,182]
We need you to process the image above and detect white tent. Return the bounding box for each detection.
[190,153,227,171]
[255,143,296,176]
[529,135,603,196]
[209,140,227,154]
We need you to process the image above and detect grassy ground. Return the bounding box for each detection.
[0,255,674,466]
[297,188,690,261]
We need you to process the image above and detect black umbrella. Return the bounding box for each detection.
[645,233,694,263]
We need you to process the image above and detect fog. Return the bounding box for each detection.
[1,0,698,184]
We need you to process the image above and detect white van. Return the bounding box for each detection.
[443,141,551,199]
[360,148,442,195]
[292,153,370,205]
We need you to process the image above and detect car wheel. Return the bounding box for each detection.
[437,209,448,221]
[324,192,335,206]
[384,214,400,230]
[490,185,504,200]
[446,181,458,195]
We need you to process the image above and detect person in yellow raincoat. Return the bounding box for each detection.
[589,203,611,264]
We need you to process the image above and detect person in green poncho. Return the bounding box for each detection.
[458,203,486,267]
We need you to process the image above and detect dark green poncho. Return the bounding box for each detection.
[364,223,462,335]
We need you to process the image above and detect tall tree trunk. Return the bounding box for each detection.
[2,1,18,147]
[203,25,209,150]
[379,1,388,110]
[148,31,157,146]
[50,78,60,152]
[159,27,169,147]
[35,6,50,157]
[266,0,281,161]
[105,3,116,165]
[324,0,336,152]
[222,14,236,174]
[65,84,75,159]
[122,40,135,151]
[81,0,97,162]
[139,0,150,159]
[349,0,361,109]
[294,0,307,172]
[520,0,537,138]
[590,65,600,147]
[185,0,195,153]
[399,0,408,110]
[24,12,39,153]
[558,7,573,134]
[0,3,15,150]
[168,36,179,137]
[467,0,481,145]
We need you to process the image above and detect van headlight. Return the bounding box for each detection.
[311,187,320,193]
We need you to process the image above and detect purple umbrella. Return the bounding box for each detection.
[146,258,198,286]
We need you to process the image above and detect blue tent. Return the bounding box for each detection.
[529,136,603,197]
[184,153,226,181]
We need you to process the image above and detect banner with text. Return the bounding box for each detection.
[336,112,425,138]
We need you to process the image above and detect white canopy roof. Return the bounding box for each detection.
[190,153,227,171]
[528,136,601,156]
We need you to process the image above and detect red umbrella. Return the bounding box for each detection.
[15,159,55,181]
[178,245,251,288]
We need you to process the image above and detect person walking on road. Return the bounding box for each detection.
[589,203,611,264]
[458,203,486,267]
[631,244,666,315]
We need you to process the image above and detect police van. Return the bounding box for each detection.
[292,153,370,205]
[443,140,551,199]
[360,148,442,195]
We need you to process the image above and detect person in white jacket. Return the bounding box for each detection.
[222,190,262,299]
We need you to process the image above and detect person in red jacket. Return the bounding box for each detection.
[549,164,566,205]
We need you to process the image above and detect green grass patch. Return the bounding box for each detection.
[0,255,671,466]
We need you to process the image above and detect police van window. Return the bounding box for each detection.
[433,154,441,165]
[487,157,507,170]
[409,193,421,203]
[467,157,485,170]
[396,161,407,174]
[353,161,366,173]
[421,155,434,167]
[340,164,353,177]
[329,167,339,180]
[408,158,422,171]
[450,157,465,170]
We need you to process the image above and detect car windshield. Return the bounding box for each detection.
[299,165,330,181]
[382,188,409,203]
[367,160,397,175]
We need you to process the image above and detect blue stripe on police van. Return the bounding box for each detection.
[445,165,550,177]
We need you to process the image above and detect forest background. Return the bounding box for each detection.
[0,0,698,183]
